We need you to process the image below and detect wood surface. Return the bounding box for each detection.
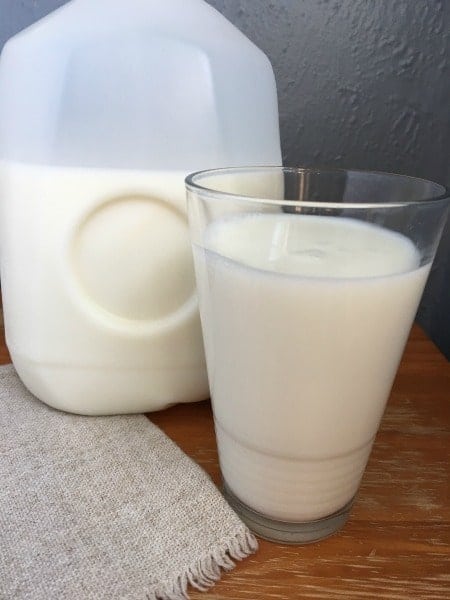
[1,320,448,599]
[150,325,450,600]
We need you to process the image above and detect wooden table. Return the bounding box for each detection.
[1,323,448,599]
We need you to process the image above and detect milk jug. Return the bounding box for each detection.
[0,0,281,414]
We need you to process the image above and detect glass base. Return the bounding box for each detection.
[223,482,354,544]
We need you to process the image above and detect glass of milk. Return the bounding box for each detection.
[185,167,449,544]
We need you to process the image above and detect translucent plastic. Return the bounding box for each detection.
[0,0,281,414]
[0,0,280,170]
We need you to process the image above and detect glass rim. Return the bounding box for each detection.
[185,165,450,210]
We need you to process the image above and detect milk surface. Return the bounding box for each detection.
[0,161,208,414]
[194,214,430,521]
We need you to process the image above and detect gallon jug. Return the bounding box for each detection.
[0,0,281,414]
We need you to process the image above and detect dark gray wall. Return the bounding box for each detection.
[1,0,449,356]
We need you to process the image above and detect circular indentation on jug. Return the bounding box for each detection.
[70,195,196,330]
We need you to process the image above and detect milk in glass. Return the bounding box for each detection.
[194,214,429,521]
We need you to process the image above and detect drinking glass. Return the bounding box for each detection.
[185,167,449,544]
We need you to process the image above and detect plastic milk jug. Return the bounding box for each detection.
[0,0,281,414]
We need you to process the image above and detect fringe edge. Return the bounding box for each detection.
[147,527,258,600]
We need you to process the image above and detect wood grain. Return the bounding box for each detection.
[149,326,450,600]
[1,321,448,599]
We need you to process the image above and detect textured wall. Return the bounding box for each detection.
[209,0,449,179]
[1,0,449,356]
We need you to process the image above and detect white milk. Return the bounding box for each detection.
[193,214,430,521]
[0,161,208,414]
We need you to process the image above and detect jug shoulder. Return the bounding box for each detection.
[2,0,263,60]
[0,0,280,170]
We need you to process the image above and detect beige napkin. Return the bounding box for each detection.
[0,364,257,600]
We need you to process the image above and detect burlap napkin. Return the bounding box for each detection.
[0,364,257,600]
